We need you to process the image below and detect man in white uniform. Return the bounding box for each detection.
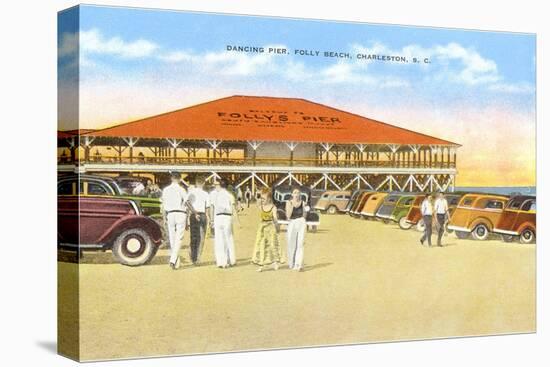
[162,172,189,270]
[434,192,450,247]
[210,179,236,268]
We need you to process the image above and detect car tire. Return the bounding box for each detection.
[416,219,425,232]
[398,217,413,230]
[472,224,489,241]
[455,231,470,240]
[519,229,535,244]
[112,228,158,266]
[501,234,516,243]
[327,206,337,215]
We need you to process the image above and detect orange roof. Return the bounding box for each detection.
[87,96,459,146]
[58,129,96,138]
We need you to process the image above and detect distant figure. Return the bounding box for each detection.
[434,192,450,247]
[244,186,252,208]
[187,176,210,265]
[252,188,281,272]
[132,180,146,196]
[210,179,237,268]
[162,172,189,269]
[285,187,308,271]
[236,186,244,211]
[138,151,145,163]
[420,194,434,247]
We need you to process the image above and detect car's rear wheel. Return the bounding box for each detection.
[472,224,489,241]
[519,229,535,244]
[501,234,516,243]
[399,217,413,230]
[112,228,158,266]
[327,206,337,215]
[455,231,470,240]
[416,219,425,232]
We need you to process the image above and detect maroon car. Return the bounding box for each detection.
[58,196,163,266]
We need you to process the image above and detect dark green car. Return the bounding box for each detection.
[390,194,419,229]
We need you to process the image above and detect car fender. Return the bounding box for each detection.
[517,222,536,236]
[98,215,163,247]
[469,217,494,231]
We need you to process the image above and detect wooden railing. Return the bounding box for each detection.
[58,155,456,169]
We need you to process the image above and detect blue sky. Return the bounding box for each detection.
[58,4,537,185]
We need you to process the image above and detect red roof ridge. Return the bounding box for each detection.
[83,95,460,147]
[81,95,238,136]
[298,98,461,147]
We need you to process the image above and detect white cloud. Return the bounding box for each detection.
[80,28,159,58]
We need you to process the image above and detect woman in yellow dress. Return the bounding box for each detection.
[252,188,281,272]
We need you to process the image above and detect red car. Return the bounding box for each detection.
[58,196,163,266]
[493,195,536,244]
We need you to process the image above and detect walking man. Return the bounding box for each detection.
[162,172,190,270]
[210,179,237,268]
[244,186,252,208]
[187,175,210,265]
[434,192,450,247]
[420,193,434,247]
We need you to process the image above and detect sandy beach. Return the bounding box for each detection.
[58,206,535,361]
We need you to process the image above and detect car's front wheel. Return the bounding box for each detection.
[398,217,413,230]
[472,224,489,241]
[112,228,158,266]
[519,229,535,244]
[327,206,337,215]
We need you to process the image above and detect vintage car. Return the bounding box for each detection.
[314,190,352,214]
[58,174,162,220]
[344,190,368,213]
[361,192,388,218]
[493,195,536,244]
[388,194,419,229]
[375,194,403,223]
[272,185,320,232]
[447,194,509,240]
[58,196,163,266]
[349,191,376,217]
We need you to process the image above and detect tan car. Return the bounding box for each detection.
[314,190,352,214]
[447,194,509,240]
[360,192,388,218]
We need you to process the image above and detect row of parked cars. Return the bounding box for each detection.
[313,190,536,244]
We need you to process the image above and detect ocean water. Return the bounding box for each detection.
[454,186,536,196]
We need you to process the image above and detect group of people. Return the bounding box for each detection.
[161,172,309,272]
[419,192,450,247]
